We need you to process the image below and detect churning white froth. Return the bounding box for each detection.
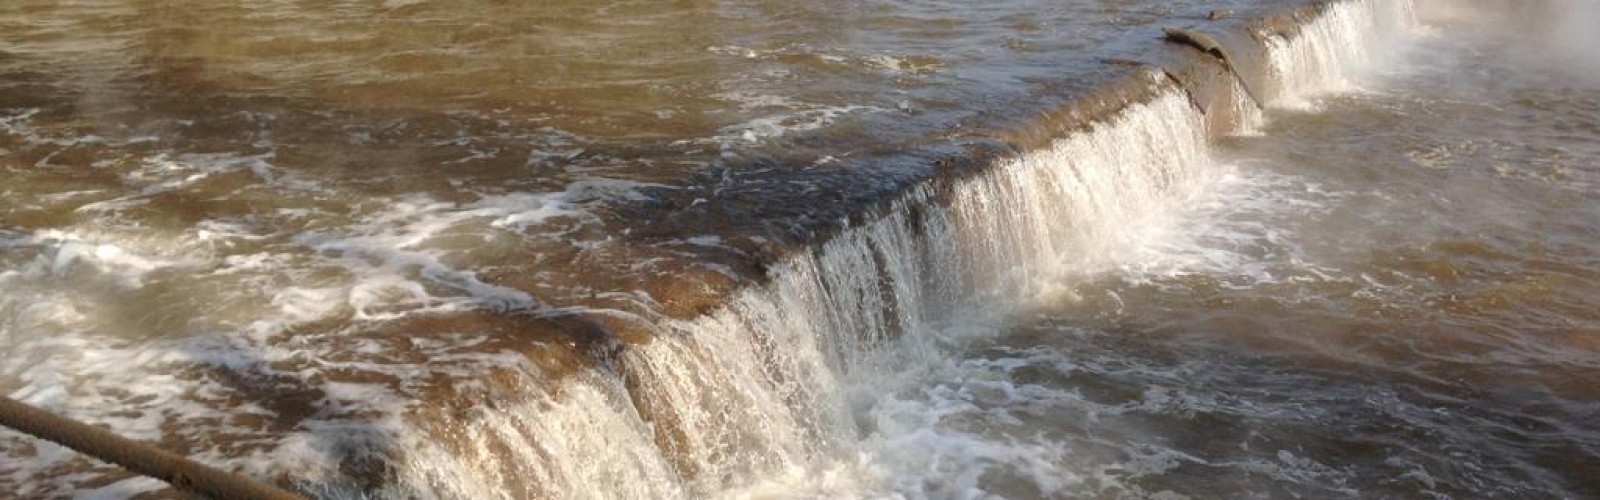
[1,0,1422,497]
[1228,74,1268,136]
[322,2,1423,488]
[382,85,1223,498]
[0,117,670,497]
[1264,0,1417,108]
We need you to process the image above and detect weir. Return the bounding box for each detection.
[0,0,1427,497]
[320,1,1419,498]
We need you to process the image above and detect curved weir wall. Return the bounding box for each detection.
[0,0,1422,498]
[288,1,1420,498]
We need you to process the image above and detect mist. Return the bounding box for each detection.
[1547,0,1600,77]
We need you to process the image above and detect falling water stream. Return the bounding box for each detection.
[3,0,1597,498]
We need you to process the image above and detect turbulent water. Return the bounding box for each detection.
[3,0,1598,498]
[866,4,1600,498]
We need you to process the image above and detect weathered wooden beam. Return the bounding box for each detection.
[0,396,306,500]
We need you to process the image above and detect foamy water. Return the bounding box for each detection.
[822,3,1600,498]
[5,0,1598,498]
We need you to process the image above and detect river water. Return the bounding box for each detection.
[2,0,1597,499]
[857,3,1600,498]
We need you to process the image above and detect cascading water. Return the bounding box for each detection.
[0,0,1446,497]
[367,82,1222,498]
[359,1,1423,496]
[1227,75,1267,136]
[1264,0,1418,107]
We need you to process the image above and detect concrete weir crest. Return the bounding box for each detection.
[0,1,1419,498]
[355,1,1420,499]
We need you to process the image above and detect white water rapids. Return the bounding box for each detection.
[0,0,1433,498]
[357,2,1418,497]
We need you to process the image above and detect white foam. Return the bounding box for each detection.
[76,152,278,213]
[712,105,884,150]
[1228,76,1267,136]
[380,87,1222,498]
[1,149,669,495]
[714,91,805,111]
[1264,0,1417,108]
[0,1,1422,495]
[380,371,690,500]
[860,54,944,74]
[3,228,205,288]
[1104,166,1352,288]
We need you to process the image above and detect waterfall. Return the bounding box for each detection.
[350,2,1415,497]
[1264,0,1417,106]
[364,83,1214,498]
[1229,74,1267,135]
[629,86,1212,496]
[387,373,689,500]
[0,0,1454,497]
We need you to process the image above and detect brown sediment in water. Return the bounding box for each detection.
[0,0,1475,496]
[358,2,1338,494]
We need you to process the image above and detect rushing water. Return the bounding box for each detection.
[3,0,1598,498]
[862,3,1600,499]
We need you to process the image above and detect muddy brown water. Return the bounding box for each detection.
[894,5,1600,498]
[1,0,1596,498]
